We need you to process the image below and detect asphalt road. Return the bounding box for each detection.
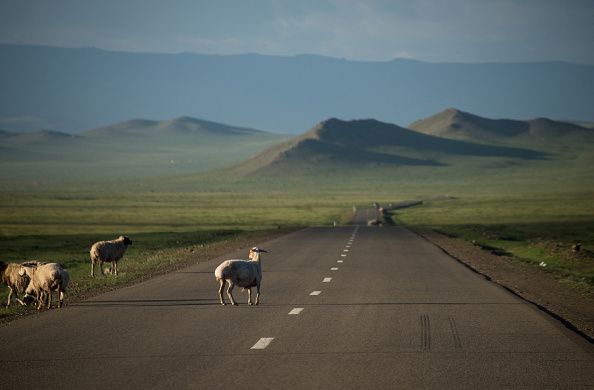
[1,224,593,389]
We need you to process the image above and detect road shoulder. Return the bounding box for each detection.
[412,227,594,341]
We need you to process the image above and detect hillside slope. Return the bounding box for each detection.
[231,118,547,176]
[84,117,265,139]
[0,117,288,182]
[409,108,593,146]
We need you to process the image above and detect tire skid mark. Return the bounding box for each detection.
[448,316,462,349]
[420,314,431,351]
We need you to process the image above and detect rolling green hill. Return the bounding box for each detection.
[2,110,592,197]
[0,117,288,184]
[84,117,266,139]
[228,117,547,176]
[409,108,594,147]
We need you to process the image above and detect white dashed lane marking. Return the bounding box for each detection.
[341,254,347,257]
[337,260,343,263]
[289,308,304,315]
[331,267,339,271]
[310,291,322,296]
[323,277,332,283]
[251,337,274,350]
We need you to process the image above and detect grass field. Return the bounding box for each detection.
[0,185,364,316]
[1,120,593,314]
[394,194,594,292]
[0,228,299,319]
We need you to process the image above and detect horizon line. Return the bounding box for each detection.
[1,42,592,67]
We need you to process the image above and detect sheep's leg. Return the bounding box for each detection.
[247,288,253,305]
[36,291,43,310]
[6,287,13,307]
[58,289,64,308]
[99,261,105,276]
[255,284,261,306]
[47,290,52,309]
[227,283,237,306]
[113,261,118,276]
[218,280,226,305]
[91,260,95,277]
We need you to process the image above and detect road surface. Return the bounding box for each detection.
[1,225,592,389]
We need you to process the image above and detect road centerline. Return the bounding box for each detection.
[251,337,274,350]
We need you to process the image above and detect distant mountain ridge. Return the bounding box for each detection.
[233,117,547,175]
[1,44,593,133]
[0,115,289,180]
[409,108,592,143]
[84,116,266,138]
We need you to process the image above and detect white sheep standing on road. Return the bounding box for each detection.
[215,247,268,306]
[20,263,70,310]
[90,235,132,277]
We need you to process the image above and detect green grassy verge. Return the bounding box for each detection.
[394,194,594,292]
[0,228,297,320]
[0,188,361,316]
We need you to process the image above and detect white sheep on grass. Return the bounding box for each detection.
[20,263,69,310]
[214,247,268,306]
[0,261,45,307]
[0,261,29,307]
[90,235,132,277]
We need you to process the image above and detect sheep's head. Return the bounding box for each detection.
[249,247,268,259]
[22,294,36,305]
[0,261,6,275]
[119,236,132,246]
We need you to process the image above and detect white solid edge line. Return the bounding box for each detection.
[251,337,274,350]
[310,290,322,296]
[289,308,304,315]
[323,277,332,282]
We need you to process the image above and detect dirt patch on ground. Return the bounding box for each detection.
[413,227,594,341]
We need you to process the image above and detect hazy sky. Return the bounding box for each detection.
[1,0,593,64]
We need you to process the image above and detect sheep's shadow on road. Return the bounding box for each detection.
[72,298,220,307]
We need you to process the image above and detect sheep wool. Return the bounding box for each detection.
[215,247,268,306]
[22,263,69,310]
[90,235,132,277]
[0,262,29,306]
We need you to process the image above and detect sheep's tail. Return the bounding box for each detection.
[60,269,70,290]
[214,261,231,281]
[90,246,99,263]
[41,266,69,292]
